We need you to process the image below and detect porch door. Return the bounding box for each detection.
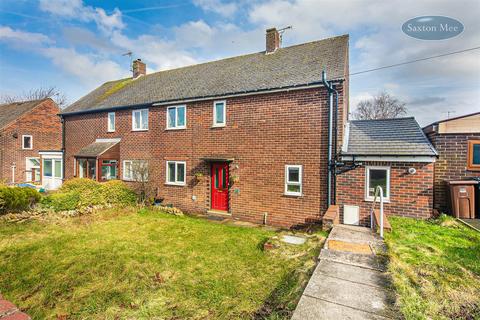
[42,158,62,190]
[211,162,229,211]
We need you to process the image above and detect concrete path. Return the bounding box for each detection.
[292,225,395,320]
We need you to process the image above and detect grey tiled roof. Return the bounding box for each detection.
[343,117,437,156]
[63,35,348,114]
[0,99,49,129]
[75,141,119,157]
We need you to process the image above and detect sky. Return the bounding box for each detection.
[0,0,479,126]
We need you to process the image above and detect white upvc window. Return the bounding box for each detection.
[123,160,149,181]
[285,165,302,196]
[167,105,186,129]
[132,109,148,131]
[108,112,115,132]
[22,135,33,150]
[365,166,390,202]
[213,100,226,127]
[166,161,186,185]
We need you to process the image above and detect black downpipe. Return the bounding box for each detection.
[332,86,338,204]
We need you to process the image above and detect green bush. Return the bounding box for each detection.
[101,180,137,207]
[42,191,80,211]
[42,179,136,211]
[0,187,41,213]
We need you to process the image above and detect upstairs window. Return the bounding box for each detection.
[108,112,115,132]
[213,101,226,127]
[22,135,32,149]
[285,165,302,196]
[365,166,390,201]
[132,109,148,131]
[166,161,186,185]
[167,105,186,129]
[467,140,480,171]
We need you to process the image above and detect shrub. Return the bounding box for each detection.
[0,186,41,214]
[42,191,80,211]
[59,178,104,206]
[101,180,137,207]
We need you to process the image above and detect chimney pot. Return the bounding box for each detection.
[132,58,146,78]
[266,28,280,54]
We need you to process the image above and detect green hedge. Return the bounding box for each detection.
[43,178,137,212]
[0,187,41,214]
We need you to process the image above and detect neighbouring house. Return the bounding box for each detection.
[0,98,63,190]
[61,29,349,227]
[423,112,480,214]
[336,117,438,225]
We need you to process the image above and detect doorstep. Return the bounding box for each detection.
[206,209,231,216]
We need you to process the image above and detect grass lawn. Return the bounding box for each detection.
[0,208,324,319]
[385,215,480,320]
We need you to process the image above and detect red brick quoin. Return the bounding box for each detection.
[0,295,30,320]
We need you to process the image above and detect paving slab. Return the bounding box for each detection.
[292,295,390,320]
[314,259,390,288]
[319,249,387,271]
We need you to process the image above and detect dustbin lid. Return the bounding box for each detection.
[448,180,479,185]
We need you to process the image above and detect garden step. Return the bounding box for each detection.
[319,249,387,272]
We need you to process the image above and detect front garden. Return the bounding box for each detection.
[385,215,480,320]
[0,179,325,319]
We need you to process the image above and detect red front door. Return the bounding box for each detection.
[211,162,229,211]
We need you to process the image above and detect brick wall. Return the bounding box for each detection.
[64,86,346,227]
[336,161,434,225]
[426,132,480,213]
[0,99,62,184]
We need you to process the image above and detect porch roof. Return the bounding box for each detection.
[75,141,119,158]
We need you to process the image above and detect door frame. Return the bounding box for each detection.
[210,162,230,212]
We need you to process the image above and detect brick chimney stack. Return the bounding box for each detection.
[266,28,280,54]
[132,59,146,78]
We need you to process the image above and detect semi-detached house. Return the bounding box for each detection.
[61,28,437,227]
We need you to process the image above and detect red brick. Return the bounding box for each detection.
[0,299,16,315]
[1,312,30,320]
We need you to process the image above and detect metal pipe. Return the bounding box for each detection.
[60,115,65,181]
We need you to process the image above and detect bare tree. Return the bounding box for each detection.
[352,92,407,120]
[0,86,68,109]
[130,160,154,205]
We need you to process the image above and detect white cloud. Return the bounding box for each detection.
[193,0,237,17]
[39,0,124,33]
[0,26,53,45]
[40,47,126,85]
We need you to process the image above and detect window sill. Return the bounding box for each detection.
[283,193,303,198]
[165,127,186,131]
[211,124,226,128]
[165,182,186,187]
[364,198,391,203]
[107,130,116,133]
[22,148,33,150]
[131,129,148,132]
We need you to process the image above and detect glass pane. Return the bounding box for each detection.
[23,136,31,148]
[177,106,185,127]
[168,162,176,182]
[124,162,131,179]
[473,144,480,165]
[215,103,224,124]
[222,167,227,188]
[88,159,96,180]
[134,111,141,129]
[287,184,300,193]
[109,113,115,131]
[79,159,85,178]
[369,169,387,197]
[177,163,185,182]
[288,167,300,182]
[215,168,219,189]
[54,160,62,178]
[30,158,40,167]
[168,108,176,127]
[141,110,148,129]
[34,170,41,182]
[43,159,52,177]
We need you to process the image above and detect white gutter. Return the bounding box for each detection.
[341,155,436,163]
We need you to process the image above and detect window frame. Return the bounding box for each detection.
[123,160,133,181]
[284,165,303,196]
[25,157,41,182]
[212,100,226,127]
[467,140,480,171]
[132,108,149,131]
[108,112,116,132]
[365,166,391,202]
[166,105,187,130]
[22,135,33,150]
[122,160,148,181]
[166,161,187,186]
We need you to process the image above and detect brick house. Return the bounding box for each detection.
[0,98,63,189]
[423,112,480,214]
[60,28,440,227]
[337,117,438,225]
